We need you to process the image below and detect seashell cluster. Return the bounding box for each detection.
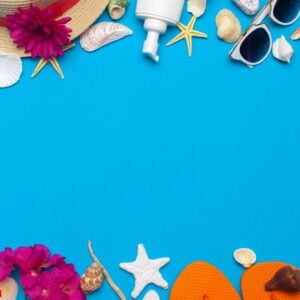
[291,27,300,41]
[80,22,133,52]
[272,35,294,63]
[81,262,104,294]
[187,0,207,18]
[234,248,257,268]
[233,0,260,15]
[216,9,242,43]
[108,0,129,20]
[265,266,300,292]
[0,52,22,88]
[143,290,161,300]
[0,277,18,300]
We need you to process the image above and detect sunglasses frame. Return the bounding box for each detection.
[229,0,300,66]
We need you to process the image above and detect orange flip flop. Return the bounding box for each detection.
[170,261,241,300]
[242,262,300,300]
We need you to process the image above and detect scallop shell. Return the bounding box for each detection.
[216,9,242,43]
[80,22,133,52]
[81,262,104,294]
[0,277,18,300]
[234,248,257,268]
[272,35,294,63]
[291,27,300,41]
[0,52,22,88]
[143,290,160,300]
[187,0,207,18]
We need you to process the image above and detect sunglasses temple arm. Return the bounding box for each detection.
[253,3,271,25]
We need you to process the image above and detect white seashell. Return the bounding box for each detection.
[0,52,22,88]
[216,9,242,43]
[80,22,133,52]
[233,0,260,15]
[0,277,18,300]
[143,290,160,300]
[234,248,257,268]
[291,27,300,41]
[187,0,207,18]
[272,35,294,63]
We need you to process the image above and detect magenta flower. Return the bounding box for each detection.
[15,245,65,272]
[23,264,86,300]
[6,5,72,59]
[0,247,14,281]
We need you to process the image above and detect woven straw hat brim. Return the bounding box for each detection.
[0,0,110,57]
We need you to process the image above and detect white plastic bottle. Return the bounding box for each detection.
[136,0,185,62]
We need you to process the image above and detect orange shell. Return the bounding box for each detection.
[242,262,300,300]
[170,261,241,300]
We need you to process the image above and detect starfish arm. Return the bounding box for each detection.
[49,58,64,79]
[152,257,170,269]
[191,30,208,38]
[185,35,193,57]
[136,244,149,263]
[177,22,187,32]
[150,272,169,289]
[131,277,148,299]
[188,16,197,30]
[119,262,137,274]
[31,59,48,78]
[167,32,186,46]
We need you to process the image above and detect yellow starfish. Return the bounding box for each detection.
[31,44,75,79]
[167,16,208,57]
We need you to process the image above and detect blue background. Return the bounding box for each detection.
[1,0,300,299]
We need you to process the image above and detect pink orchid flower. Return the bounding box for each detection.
[0,247,14,281]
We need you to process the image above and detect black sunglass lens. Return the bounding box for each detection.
[273,0,300,23]
[240,28,271,63]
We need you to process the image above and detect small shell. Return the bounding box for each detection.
[81,262,104,294]
[80,22,133,52]
[143,290,160,300]
[234,248,257,268]
[233,0,260,15]
[187,0,207,18]
[265,266,300,292]
[0,277,18,300]
[291,27,300,40]
[0,52,22,88]
[108,0,129,20]
[272,35,294,63]
[216,9,242,43]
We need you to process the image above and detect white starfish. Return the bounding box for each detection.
[119,244,170,298]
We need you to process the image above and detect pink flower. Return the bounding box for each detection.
[7,5,72,59]
[23,264,86,300]
[15,245,65,272]
[0,247,14,281]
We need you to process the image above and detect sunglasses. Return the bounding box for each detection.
[230,0,300,66]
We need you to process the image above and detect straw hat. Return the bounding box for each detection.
[0,0,110,56]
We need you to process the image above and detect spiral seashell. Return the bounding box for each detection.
[272,35,294,63]
[81,262,104,294]
[291,27,300,40]
[0,52,22,88]
[108,0,129,20]
[216,9,242,43]
[80,22,133,52]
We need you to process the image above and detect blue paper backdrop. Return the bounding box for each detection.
[0,0,300,298]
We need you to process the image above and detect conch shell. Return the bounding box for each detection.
[291,27,300,40]
[265,266,300,292]
[81,262,104,293]
[0,52,22,88]
[80,22,133,52]
[108,0,129,20]
[0,278,18,300]
[187,0,207,18]
[272,35,294,63]
[216,9,242,43]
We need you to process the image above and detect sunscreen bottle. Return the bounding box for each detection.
[136,0,185,62]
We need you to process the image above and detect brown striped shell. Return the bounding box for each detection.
[81,262,104,294]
